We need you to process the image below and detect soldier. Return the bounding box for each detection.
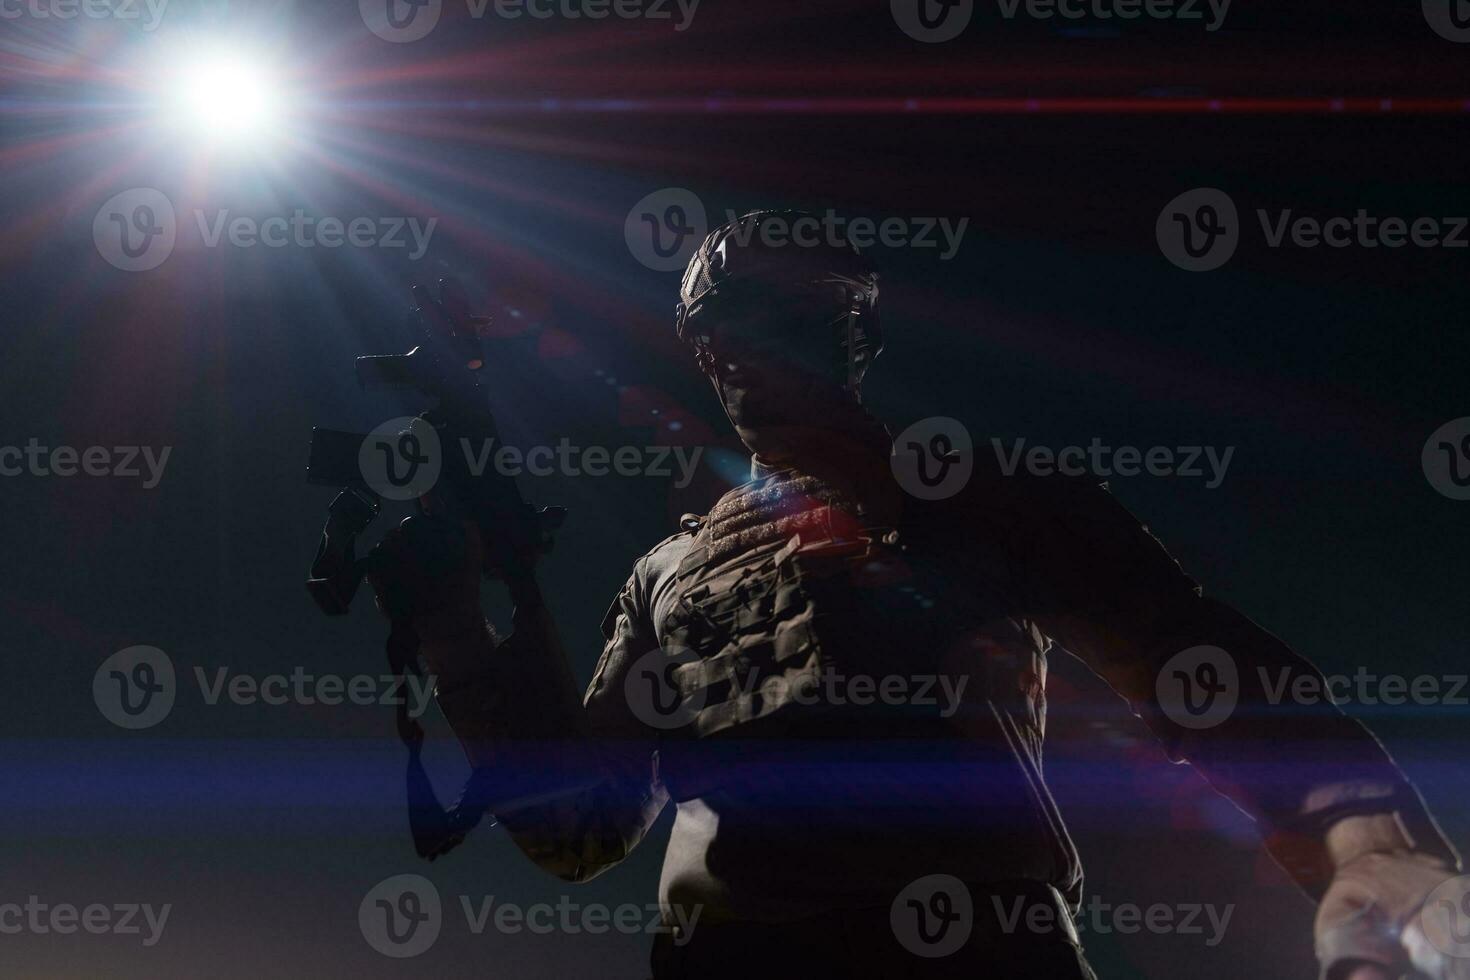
[369,211,1464,979]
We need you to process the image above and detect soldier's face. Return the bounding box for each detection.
[701,310,865,461]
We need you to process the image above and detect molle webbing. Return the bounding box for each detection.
[702,472,863,564]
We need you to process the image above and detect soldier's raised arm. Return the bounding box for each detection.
[1003,473,1462,980]
[369,516,670,883]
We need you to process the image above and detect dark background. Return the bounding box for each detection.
[1,0,1467,976]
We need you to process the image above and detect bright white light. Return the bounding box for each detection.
[166,45,284,147]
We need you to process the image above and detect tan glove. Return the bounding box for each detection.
[1316,839,1470,980]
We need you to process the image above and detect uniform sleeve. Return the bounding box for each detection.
[491,565,670,882]
[1006,474,1458,896]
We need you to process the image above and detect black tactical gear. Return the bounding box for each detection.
[419,221,1460,980]
[675,210,882,392]
[478,455,1456,928]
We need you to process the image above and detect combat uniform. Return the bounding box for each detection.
[435,450,1454,979]
[419,211,1458,979]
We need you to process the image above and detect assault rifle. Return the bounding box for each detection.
[304,277,566,858]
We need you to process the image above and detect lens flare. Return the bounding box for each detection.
[166,45,284,147]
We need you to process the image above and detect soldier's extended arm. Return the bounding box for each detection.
[1008,475,1462,978]
[372,518,668,883]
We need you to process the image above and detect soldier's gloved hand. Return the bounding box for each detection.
[1316,850,1470,980]
[366,513,490,686]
